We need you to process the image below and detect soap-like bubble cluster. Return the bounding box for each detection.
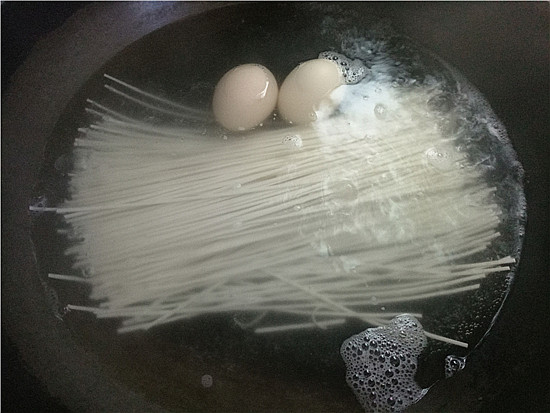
[340,315,428,413]
[444,355,466,378]
[318,51,367,84]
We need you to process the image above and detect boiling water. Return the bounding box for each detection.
[30,5,525,412]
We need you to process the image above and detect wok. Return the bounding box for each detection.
[2,2,549,412]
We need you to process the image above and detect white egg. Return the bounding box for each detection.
[212,64,278,132]
[277,59,344,124]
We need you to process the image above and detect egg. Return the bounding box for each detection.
[212,64,278,132]
[277,59,345,125]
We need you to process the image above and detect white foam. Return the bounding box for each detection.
[318,51,368,84]
[340,315,428,412]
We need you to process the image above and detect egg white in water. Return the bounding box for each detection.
[212,64,278,131]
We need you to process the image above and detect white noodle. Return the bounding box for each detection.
[40,74,519,350]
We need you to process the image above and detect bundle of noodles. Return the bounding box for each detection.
[35,74,515,348]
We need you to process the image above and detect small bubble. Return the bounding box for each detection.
[374,103,387,119]
[445,355,466,378]
[425,147,458,171]
[29,194,49,212]
[389,356,401,367]
[201,374,213,388]
[283,134,303,149]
